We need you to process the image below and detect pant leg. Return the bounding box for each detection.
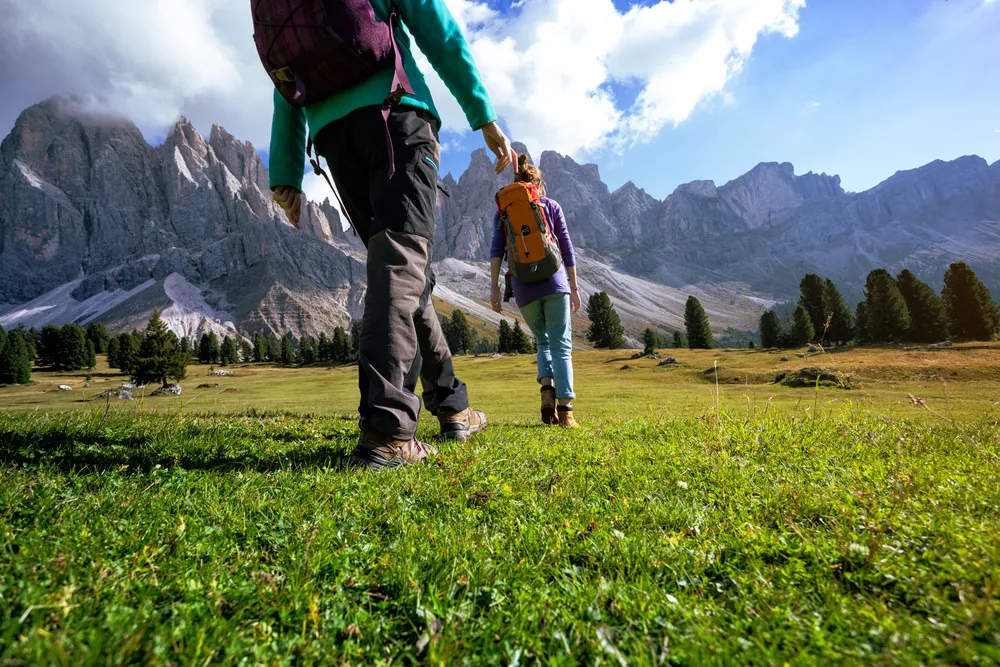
[520,299,554,383]
[543,293,575,399]
[316,105,458,439]
[415,297,469,415]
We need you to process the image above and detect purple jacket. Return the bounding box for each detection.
[491,197,576,308]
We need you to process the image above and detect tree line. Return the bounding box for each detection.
[760,263,998,348]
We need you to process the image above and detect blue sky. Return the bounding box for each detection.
[435,0,1000,198]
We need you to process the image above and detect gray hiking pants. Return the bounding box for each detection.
[315,106,469,440]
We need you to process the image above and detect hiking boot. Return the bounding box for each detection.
[349,429,438,471]
[540,386,558,425]
[438,408,488,441]
[557,405,579,429]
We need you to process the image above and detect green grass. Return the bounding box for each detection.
[1,346,999,663]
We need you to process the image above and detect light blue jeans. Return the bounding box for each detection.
[519,293,575,399]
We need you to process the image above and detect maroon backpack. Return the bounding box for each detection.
[251,0,414,180]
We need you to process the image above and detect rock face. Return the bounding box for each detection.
[0,97,365,339]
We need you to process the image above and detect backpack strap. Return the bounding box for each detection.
[380,6,415,179]
[306,136,358,237]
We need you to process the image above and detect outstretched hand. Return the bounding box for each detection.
[273,186,302,229]
[480,121,515,175]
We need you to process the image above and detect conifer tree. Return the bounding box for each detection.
[281,335,295,366]
[332,327,352,363]
[862,269,911,343]
[0,330,32,385]
[267,334,282,362]
[791,305,815,347]
[39,325,62,367]
[116,332,140,374]
[759,310,784,348]
[239,340,253,363]
[107,336,121,368]
[684,296,714,349]
[86,322,110,354]
[942,262,1000,341]
[672,331,685,348]
[823,279,855,345]
[642,328,658,355]
[586,292,626,349]
[444,310,473,355]
[350,322,362,361]
[199,333,212,364]
[498,320,513,354]
[896,269,948,343]
[798,274,827,341]
[511,321,534,354]
[220,336,239,366]
[317,332,331,362]
[132,308,187,387]
[85,340,97,369]
[59,324,88,370]
[254,334,267,363]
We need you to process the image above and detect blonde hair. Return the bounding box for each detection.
[515,154,546,196]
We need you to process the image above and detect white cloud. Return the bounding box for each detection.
[1,0,803,171]
[807,100,822,108]
[423,0,805,156]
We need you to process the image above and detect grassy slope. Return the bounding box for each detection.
[1,346,999,663]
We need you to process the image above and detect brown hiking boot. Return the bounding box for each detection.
[349,429,438,471]
[557,405,579,429]
[438,408,487,441]
[541,386,558,425]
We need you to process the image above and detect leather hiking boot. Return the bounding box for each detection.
[438,408,487,441]
[541,386,558,425]
[349,429,438,471]
[557,405,579,429]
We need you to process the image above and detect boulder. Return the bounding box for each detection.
[780,356,790,361]
[658,357,679,366]
[214,370,234,376]
[58,385,72,391]
[151,384,182,396]
[119,390,133,401]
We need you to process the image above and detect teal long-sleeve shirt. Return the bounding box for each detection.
[268,0,497,191]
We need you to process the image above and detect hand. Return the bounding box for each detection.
[273,186,302,229]
[490,284,503,313]
[480,121,515,175]
[570,289,582,315]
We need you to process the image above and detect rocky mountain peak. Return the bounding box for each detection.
[718,161,843,229]
[675,180,719,198]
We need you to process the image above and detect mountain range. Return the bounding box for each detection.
[2,97,998,344]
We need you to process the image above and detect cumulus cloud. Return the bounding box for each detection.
[0,0,803,178]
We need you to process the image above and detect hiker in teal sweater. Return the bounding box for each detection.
[263,0,514,470]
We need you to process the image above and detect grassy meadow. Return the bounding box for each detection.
[1,344,999,664]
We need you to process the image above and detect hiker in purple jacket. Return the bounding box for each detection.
[256,0,516,470]
[490,156,581,428]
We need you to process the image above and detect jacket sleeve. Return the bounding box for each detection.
[396,0,497,130]
[268,89,308,191]
[490,212,506,259]
[547,200,576,268]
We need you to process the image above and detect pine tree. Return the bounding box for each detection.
[823,279,855,345]
[896,269,948,343]
[444,310,473,355]
[498,320,513,354]
[862,269,911,343]
[317,332,331,362]
[942,262,1000,341]
[267,334,282,363]
[798,274,827,342]
[684,296,714,349]
[759,310,784,348]
[239,340,253,363]
[132,308,187,387]
[116,332,140,374]
[855,302,870,344]
[253,334,266,363]
[748,340,756,349]
[39,325,61,367]
[220,336,239,366]
[85,340,97,369]
[86,322,110,354]
[791,305,815,347]
[642,328,658,355]
[511,321,534,354]
[299,336,316,365]
[350,322,362,361]
[332,327,352,363]
[586,292,626,349]
[107,336,121,368]
[672,331,685,348]
[208,333,220,364]
[199,333,212,364]
[27,327,39,361]
[281,335,295,365]
[0,330,32,385]
[59,324,88,370]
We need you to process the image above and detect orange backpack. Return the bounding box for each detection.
[496,181,562,284]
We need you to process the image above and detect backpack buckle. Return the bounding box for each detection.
[384,84,406,107]
[272,67,296,83]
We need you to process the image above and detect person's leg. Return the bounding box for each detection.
[520,299,558,424]
[543,293,578,428]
